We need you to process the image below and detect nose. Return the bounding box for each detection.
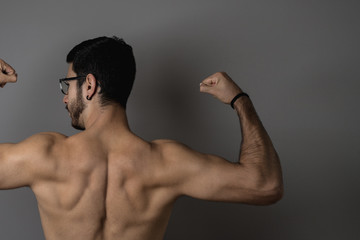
[63,94,68,105]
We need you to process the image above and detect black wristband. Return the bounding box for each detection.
[230,92,249,109]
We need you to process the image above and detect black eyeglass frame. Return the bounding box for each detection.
[59,76,86,95]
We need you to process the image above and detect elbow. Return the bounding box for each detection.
[249,165,284,205]
[258,184,284,205]
[258,172,284,204]
[247,176,284,206]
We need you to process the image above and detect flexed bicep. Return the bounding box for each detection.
[0,143,34,189]
[0,133,63,189]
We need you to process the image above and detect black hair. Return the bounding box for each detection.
[66,36,136,108]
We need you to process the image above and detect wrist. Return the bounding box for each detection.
[230,92,249,109]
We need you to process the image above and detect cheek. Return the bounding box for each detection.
[67,93,77,108]
[68,85,81,100]
[68,84,75,95]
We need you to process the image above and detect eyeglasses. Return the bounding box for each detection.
[59,76,86,95]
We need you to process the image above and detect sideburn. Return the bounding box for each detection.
[71,86,87,130]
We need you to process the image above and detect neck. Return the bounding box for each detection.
[83,102,130,133]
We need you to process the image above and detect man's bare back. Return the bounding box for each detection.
[30,130,177,239]
[0,37,283,240]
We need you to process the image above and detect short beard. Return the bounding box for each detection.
[67,87,86,130]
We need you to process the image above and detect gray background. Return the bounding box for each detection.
[0,0,359,239]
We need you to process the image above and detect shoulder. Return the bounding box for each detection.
[0,132,68,159]
[22,132,67,147]
[26,132,68,141]
[151,139,177,149]
[21,133,69,182]
[150,139,206,166]
[14,132,68,157]
[151,139,191,156]
[0,132,68,188]
[148,139,217,197]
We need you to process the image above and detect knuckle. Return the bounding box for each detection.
[214,72,222,77]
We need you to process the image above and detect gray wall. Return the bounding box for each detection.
[1,0,359,239]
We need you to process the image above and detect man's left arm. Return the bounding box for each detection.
[0,134,58,189]
[0,59,58,189]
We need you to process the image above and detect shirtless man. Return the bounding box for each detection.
[0,36,283,240]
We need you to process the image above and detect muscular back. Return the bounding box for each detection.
[31,131,176,240]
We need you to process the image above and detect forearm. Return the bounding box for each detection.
[234,96,283,194]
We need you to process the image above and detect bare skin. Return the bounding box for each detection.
[0,60,283,240]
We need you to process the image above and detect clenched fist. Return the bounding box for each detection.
[0,59,17,88]
[200,72,243,104]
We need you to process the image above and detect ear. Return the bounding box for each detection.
[85,74,97,100]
